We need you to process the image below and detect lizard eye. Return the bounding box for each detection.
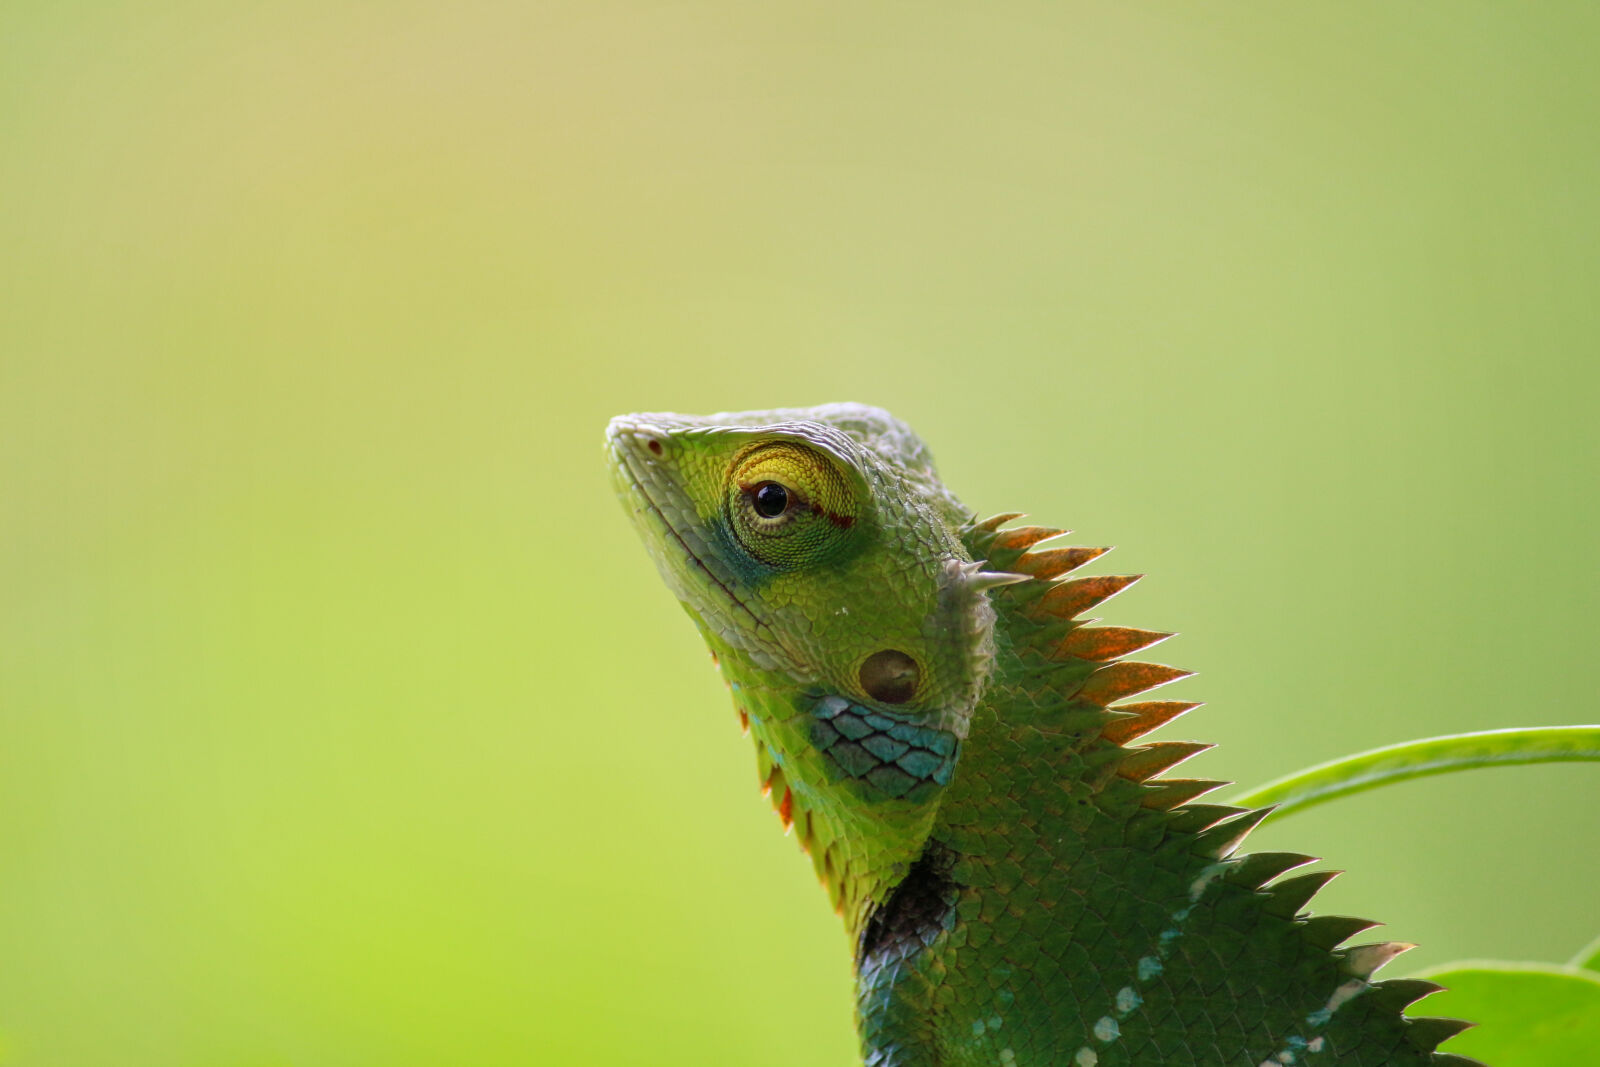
[752,481,791,519]
[726,442,859,567]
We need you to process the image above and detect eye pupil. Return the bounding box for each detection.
[753,482,790,518]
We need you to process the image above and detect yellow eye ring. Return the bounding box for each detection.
[725,443,859,567]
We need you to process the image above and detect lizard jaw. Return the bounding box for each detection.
[605,416,796,674]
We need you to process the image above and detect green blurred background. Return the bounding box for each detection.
[3,3,1597,1064]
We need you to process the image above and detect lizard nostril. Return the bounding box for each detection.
[647,438,663,455]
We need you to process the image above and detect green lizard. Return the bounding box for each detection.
[606,403,1482,1067]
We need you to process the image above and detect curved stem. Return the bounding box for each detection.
[1571,932,1600,973]
[1230,726,1600,823]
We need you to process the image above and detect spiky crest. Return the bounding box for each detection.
[961,514,1485,1064]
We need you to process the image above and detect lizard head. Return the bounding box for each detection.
[606,403,1009,740]
[606,403,1029,926]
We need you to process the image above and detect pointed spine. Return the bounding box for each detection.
[1164,803,1248,833]
[1263,870,1341,918]
[1339,940,1416,978]
[1033,573,1142,620]
[1011,546,1110,581]
[762,761,787,801]
[1078,661,1193,706]
[1227,851,1317,890]
[963,513,1025,557]
[972,512,1025,533]
[1193,806,1272,859]
[956,560,1030,593]
[1405,1016,1474,1051]
[1057,625,1173,662]
[989,525,1068,552]
[1366,978,1445,1011]
[1115,741,1213,782]
[1138,778,1226,810]
[1099,701,1201,745]
[777,787,795,831]
[1300,915,1382,951]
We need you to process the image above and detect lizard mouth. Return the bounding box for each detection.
[606,420,768,639]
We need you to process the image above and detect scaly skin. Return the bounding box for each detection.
[606,404,1483,1067]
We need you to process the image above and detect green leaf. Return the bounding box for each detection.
[1572,933,1600,973]
[1410,962,1600,1064]
[1229,725,1600,822]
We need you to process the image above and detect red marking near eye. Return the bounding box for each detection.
[738,707,749,734]
[809,503,855,529]
[778,787,794,830]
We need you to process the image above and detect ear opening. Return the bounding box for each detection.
[860,649,921,704]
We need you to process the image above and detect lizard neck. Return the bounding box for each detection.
[701,626,953,942]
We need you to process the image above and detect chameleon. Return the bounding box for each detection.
[606,403,1483,1067]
